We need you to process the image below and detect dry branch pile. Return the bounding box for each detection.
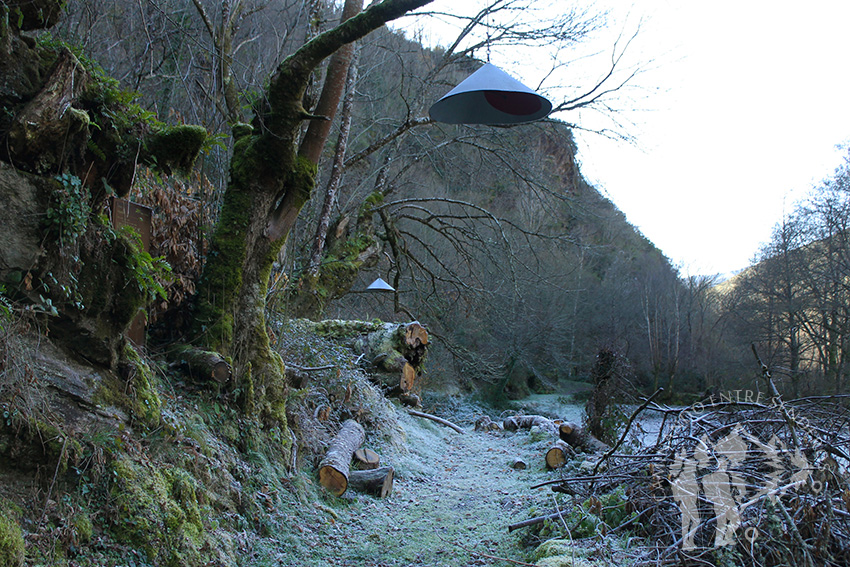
[517,397,850,567]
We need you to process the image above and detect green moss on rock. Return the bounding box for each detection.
[96,344,162,427]
[110,456,208,567]
[143,124,207,175]
[0,509,24,567]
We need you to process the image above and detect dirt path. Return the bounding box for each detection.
[297,410,563,567]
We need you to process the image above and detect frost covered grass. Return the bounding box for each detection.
[266,394,637,567]
[278,408,559,566]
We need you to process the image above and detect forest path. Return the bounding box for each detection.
[297,406,570,567]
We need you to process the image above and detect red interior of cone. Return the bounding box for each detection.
[484,90,543,116]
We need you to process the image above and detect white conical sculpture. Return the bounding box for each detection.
[367,277,395,292]
[429,63,552,125]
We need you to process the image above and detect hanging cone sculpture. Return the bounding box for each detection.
[367,277,395,292]
[429,63,552,125]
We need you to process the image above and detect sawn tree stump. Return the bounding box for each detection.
[353,448,380,470]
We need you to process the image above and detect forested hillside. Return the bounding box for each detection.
[38,0,697,393]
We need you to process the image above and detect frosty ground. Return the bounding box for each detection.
[261,395,626,567]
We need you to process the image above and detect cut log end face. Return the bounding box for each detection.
[404,322,429,347]
[546,445,569,470]
[401,362,416,393]
[318,465,348,496]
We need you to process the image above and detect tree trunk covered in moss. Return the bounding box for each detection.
[190,0,434,423]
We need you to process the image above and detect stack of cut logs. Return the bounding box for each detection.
[318,419,394,498]
[476,414,609,470]
[309,320,429,407]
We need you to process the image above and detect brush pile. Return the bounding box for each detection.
[523,395,850,567]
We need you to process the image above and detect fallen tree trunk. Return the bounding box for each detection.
[545,440,574,470]
[408,410,464,434]
[558,422,609,453]
[348,466,394,497]
[318,419,366,496]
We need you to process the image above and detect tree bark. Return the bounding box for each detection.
[318,419,366,496]
[190,0,435,423]
[307,45,360,278]
[348,466,394,497]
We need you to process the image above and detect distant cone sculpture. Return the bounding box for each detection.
[367,277,395,292]
[429,63,552,125]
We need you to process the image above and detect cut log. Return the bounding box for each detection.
[401,362,416,392]
[511,458,528,470]
[172,346,232,385]
[348,466,394,497]
[558,422,610,453]
[353,448,380,470]
[408,409,465,434]
[545,440,574,470]
[318,419,366,496]
[503,415,556,436]
[404,321,429,348]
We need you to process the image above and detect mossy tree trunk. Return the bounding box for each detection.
[190,0,434,423]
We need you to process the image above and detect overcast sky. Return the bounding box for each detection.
[403,1,850,278]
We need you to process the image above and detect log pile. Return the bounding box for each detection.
[317,419,394,498]
[472,413,609,471]
[307,319,429,403]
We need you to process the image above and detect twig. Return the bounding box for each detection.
[752,343,800,448]
[40,436,68,526]
[286,362,336,372]
[530,473,637,490]
[407,409,465,434]
[591,388,663,478]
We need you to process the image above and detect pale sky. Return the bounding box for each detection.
[400,1,850,277]
[574,1,850,277]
